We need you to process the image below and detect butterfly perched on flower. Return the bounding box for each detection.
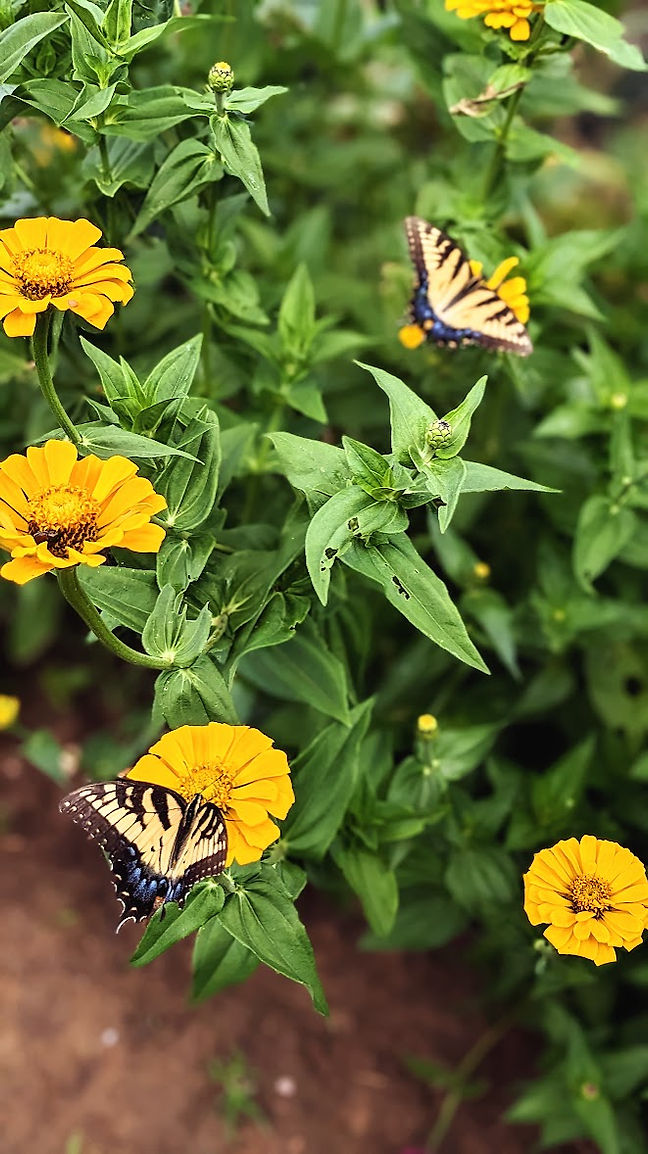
[59,780,227,932]
[399,216,533,357]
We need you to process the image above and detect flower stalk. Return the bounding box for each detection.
[32,313,81,446]
[57,567,172,671]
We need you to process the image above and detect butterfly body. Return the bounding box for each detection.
[403,216,533,356]
[60,780,228,931]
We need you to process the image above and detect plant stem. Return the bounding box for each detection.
[98,134,111,182]
[31,313,81,446]
[425,1011,515,1152]
[242,396,286,522]
[57,567,172,671]
[481,15,546,200]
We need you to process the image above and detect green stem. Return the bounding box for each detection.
[481,15,546,201]
[98,133,111,183]
[242,397,286,522]
[57,567,172,671]
[425,1011,515,1152]
[31,313,81,446]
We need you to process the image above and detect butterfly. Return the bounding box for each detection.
[401,216,533,356]
[59,779,228,932]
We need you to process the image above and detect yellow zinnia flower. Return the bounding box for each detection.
[0,694,19,729]
[445,0,540,41]
[0,440,166,585]
[469,256,530,324]
[126,723,295,867]
[524,835,648,966]
[0,217,133,338]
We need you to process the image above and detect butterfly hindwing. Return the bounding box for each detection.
[404,216,533,356]
[59,781,228,931]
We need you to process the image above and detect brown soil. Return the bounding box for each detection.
[1,743,590,1154]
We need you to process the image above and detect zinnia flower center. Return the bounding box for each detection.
[180,764,234,809]
[569,874,612,916]
[13,248,73,300]
[27,485,99,558]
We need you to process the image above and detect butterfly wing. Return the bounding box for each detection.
[166,794,228,908]
[60,782,229,932]
[404,216,533,356]
[60,780,187,930]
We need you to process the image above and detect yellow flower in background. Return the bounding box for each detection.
[0,217,133,338]
[33,124,77,166]
[0,440,166,585]
[445,0,539,40]
[524,835,648,965]
[126,723,295,867]
[469,256,531,324]
[0,694,19,729]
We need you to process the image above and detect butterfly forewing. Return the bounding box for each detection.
[59,781,227,932]
[403,216,533,356]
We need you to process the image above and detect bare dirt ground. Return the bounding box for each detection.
[1,739,592,1154]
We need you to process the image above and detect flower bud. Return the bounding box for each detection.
[473,561,490,581]
[208,61,235,94]
[0,694,19,729]
[417,713,438,737]
[426,419,452,450]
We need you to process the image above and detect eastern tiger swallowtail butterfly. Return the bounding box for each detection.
[401,216,533,356]
[59,780,227,931]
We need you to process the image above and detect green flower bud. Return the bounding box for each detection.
[208,61,235,94]
[426,419,452,450]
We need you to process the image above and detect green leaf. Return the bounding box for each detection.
[305,486,374,605]
[573,495,636,590]
[544,0,646,71]
[461,461,556,494]
[282,701,374,857]
[356,362,435,463]
[130,882,224,967]
[142,586,211,667]
[341,535,488,673]
[362,890,466,951]
[191,919,258,1002]
[79,566,158,632]
[435,377,487,460]
[22,730,67,785]
[103,0,132,45]
[0,13,68,83]
[532,738,593,828]
[154,654,238,726]
[226,86,288,113]
[420,457,466,532]
[240,626,350,723]
[433,723,500,782]
[159,410,220,531]
[333,845,399,938]
[268,432,351,504]
[278,264,316,357]
[143,334,203,403]
[462,589,520,678]
[156,531,214,593]
[210,114,269,215]
[130,140,222,237]
[80,336,141,411]
[104,86,196,139]
[445,846,517,914]
[66,82,118,123]
[70,423,198,460]
[220,873,328,1014]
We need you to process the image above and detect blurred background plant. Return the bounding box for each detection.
[1,0,648,1150]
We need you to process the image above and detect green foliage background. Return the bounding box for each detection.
[1,0,648,1148]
